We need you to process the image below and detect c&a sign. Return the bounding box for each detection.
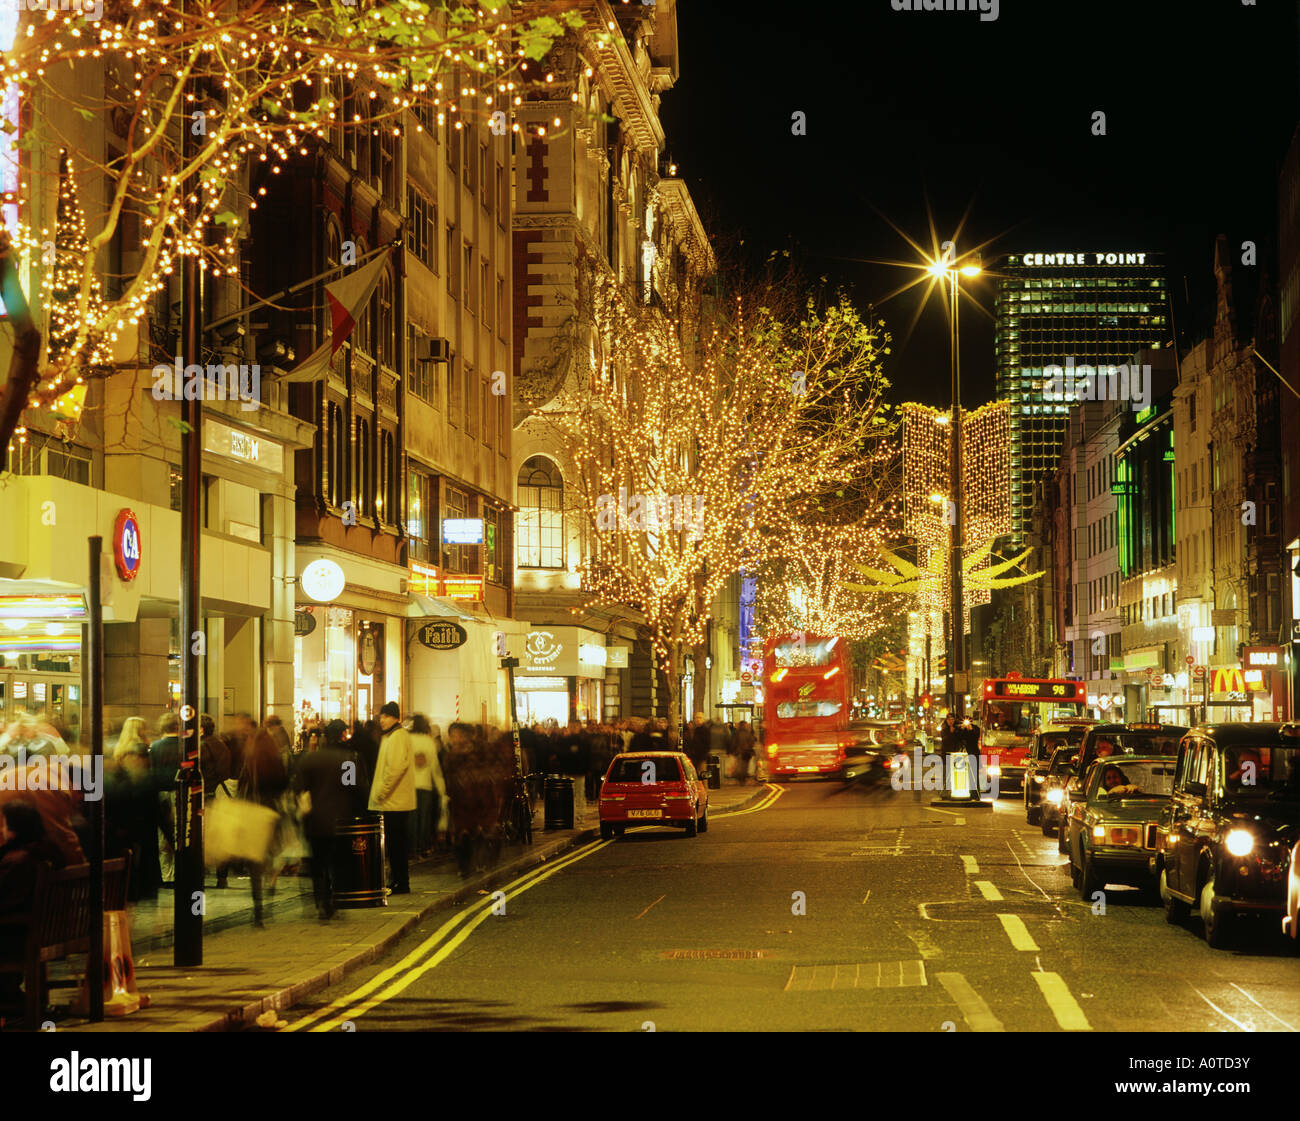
[113,509,142,581]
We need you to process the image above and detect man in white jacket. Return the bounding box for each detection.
[371,701,416,894]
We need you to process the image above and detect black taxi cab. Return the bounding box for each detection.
[1155,723,1300,949]
[1059,722,1186,854]
[1065,755,1175,899]
[1024,720,1095,825]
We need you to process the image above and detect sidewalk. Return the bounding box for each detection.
[54,781,769,1032]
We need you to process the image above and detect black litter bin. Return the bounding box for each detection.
[706,754,722,790]
[334,815,388,908]
[544,776,575,831]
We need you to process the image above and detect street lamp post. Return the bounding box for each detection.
[929,257,981,720]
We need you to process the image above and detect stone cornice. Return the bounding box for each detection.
[576,0,665,155]
[657,178,715,275]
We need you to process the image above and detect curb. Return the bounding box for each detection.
[200,826,599,1032]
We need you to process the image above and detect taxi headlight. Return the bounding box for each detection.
[987,765,1002,777]
[1033,774,1046,783]
[1092,825,1105,839]
[1225,829,1255,857]
[1045,789,1064,805]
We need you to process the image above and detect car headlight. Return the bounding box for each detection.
[1033,774,1045,783]
[987,765,1001,776]
[1045,789,1064,804]
[1092,825,1105,839]
[1225,829,1255,857]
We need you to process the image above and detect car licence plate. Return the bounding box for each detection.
[627,809,662,819]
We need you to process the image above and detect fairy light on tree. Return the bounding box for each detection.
[0,0,592,455]
[542,266,899,732]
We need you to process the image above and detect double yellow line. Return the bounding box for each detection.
[286,783,783,1032]
[286,837,613,1032]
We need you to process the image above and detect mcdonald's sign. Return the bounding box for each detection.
[1210,667,1246,694]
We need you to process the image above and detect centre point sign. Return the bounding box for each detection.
[1020,251,1149,267]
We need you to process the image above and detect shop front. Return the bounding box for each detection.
[1204,665,1254,723]
[512,625,608,727]
[1242,646,1291,722]
[293,551,405,739]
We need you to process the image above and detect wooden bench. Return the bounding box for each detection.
[0,857,129,1029]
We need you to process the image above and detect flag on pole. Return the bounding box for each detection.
[280,246,394,383]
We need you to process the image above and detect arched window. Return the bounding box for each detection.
[374,268,395,369]
[355,417,371,518]
[378,429,397,526]
[328,402,346,509]
[517,456,563,569]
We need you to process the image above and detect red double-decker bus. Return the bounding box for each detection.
[978,674,1087,793]
[763,634,852,778]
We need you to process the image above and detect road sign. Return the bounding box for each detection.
[1185,655,1195,665]
[741,671,753,684]
[1193,664,1206,680]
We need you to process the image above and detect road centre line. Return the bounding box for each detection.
[287,838,612,1032]
[974,880,1002,901]
[935,972,1004,1032]
[1031,971,1093,1031]
[996,913,1039,951]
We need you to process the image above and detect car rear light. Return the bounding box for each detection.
[1108,827,1141,847]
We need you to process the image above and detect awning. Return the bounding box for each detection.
[407,593,481,624]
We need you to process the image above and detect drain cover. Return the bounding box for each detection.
[784,960,927,991]
[660,949,767,960]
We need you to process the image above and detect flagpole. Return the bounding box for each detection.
[205,238,401,334]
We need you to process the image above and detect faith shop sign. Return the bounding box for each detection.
[416,620,468,651]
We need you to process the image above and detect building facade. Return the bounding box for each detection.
[508,0,718,725]
[994,250,1170,543]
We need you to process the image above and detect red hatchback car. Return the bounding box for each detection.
[599,751,709,839]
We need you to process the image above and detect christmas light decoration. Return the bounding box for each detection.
[0,0,597,438]
[541,264,899,729]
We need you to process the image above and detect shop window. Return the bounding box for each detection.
[517,456,563,569]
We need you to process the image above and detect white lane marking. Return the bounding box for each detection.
[861,890,871,904]
[1193,987,1256,1032]
[930,808,966,825]
[997,913,1040,951]
[974,880,1003,901]
[960,855,978,874]
[936,972,1005,1032]
[1229,983,1298,1032]
[1032,971,1093,1031]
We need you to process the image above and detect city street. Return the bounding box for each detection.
[287,782,1300,1033]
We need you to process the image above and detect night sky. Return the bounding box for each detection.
[660,0,1300,408]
